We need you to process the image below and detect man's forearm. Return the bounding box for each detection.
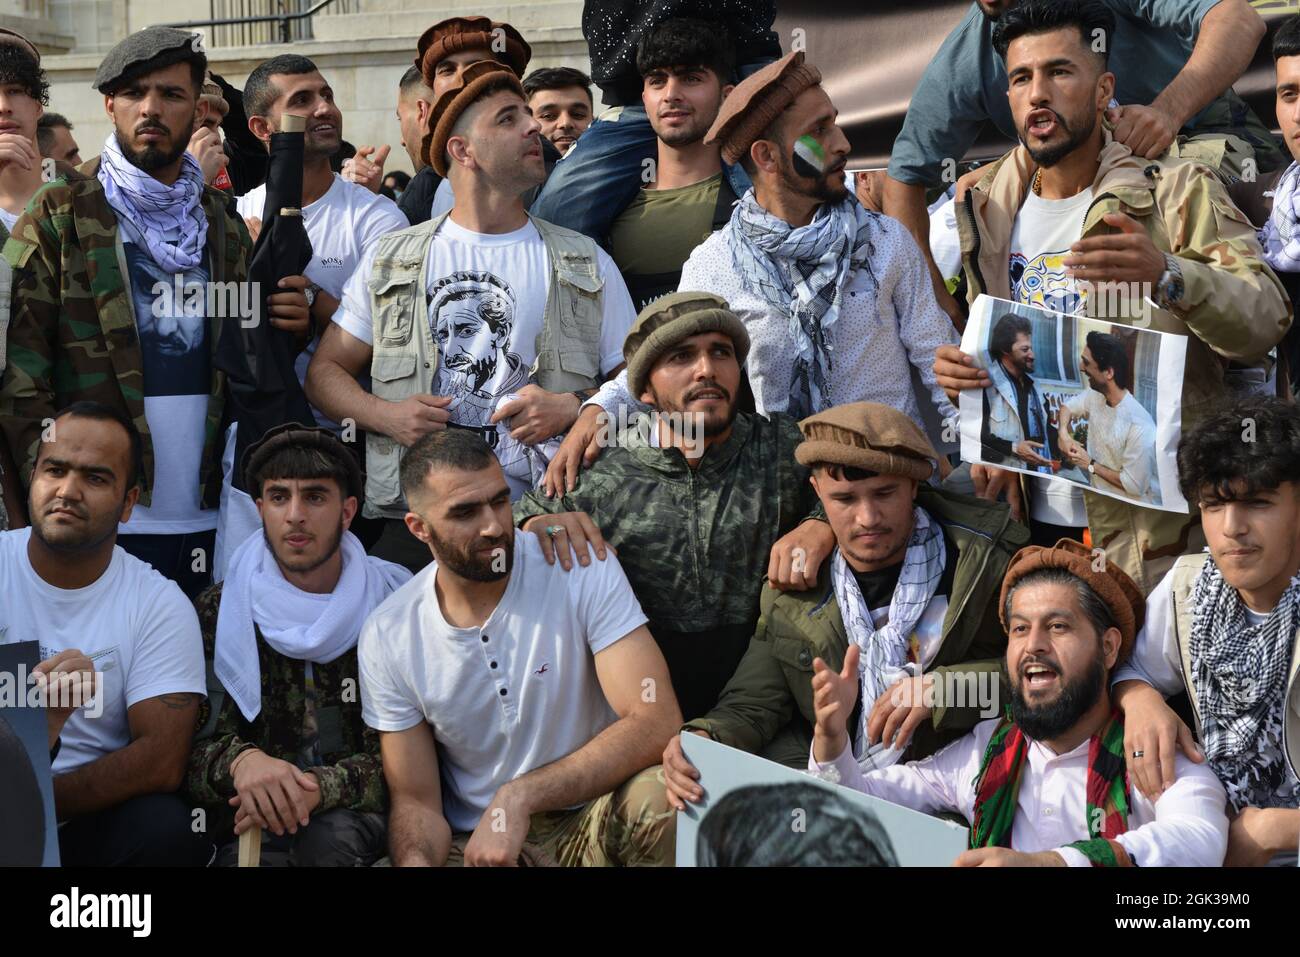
[506,710,673,816]
[54,738,189,819]
[306,358,392,435]
[1152,0,1263,129]
[1093,461,1124,490]
[388,797,452,866]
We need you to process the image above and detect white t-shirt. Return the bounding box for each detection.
[334,218,632,433]
[1009,188,1095,528]
[237,175,408,420]
[0,528,206,773]
[236,174,407,301]
[119,231,214,534]
[1064,389,1160,502]
[0,206,19,232]
[358,534,648,833]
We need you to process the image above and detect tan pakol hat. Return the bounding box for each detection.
[998,538,1145,665]
[705,50,822,165]
[623,291,750,398]
[424,59,524,175]
[794,402,936,481]
[416,16,531,82]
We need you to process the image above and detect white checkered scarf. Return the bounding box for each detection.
[832,506,945,766]
[1189,556,1300,811]
[97,132,207,273]
[1261,161,1300,274]
[726,189,880,419]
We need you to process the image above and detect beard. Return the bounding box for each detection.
[1022,106,1096,169]
[1010,646,1107,741]
[780,152,848,204]
[118,120,191,172]
[648,379,737,439]
[650,107,715,149]
[31,497,122,555]
[428,525,514,582]
[265,518,345,576]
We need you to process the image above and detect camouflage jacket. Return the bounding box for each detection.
[513,411,823,633]
[0,158,252,508]
[959,131,1292,594]
[184,582,386,825]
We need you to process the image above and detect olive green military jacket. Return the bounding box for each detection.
[0,159,251,508]
[686,485,1029,763]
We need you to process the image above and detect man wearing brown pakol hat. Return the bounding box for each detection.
[514,291,835,722]
[412,15,560,220]
[664,401,1025,794]
[806,535,1229,867]
[564,50,960,486]
[306,57,636,573]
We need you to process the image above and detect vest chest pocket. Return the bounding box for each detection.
[368,264,423,347]
[370,352,419,401]
[555,259,604,339]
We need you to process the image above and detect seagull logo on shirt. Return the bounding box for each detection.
[535,664,550,676]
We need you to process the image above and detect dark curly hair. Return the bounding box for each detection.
[992,0,1116,68]
[0,43,49,107]
[1177,396,1300,506]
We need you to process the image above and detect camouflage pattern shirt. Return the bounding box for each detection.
[184,582,386,827]
[0,159,251,508]
[514,410,822,634]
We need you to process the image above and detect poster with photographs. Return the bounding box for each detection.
[0,640,60,865]
[958,295,1189,514]
[675,734,968,867]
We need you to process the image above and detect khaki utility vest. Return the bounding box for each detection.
[364,212,605,517]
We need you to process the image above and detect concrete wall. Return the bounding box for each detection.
[37,2,588,177]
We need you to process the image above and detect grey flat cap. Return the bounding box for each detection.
[93,26,204,94]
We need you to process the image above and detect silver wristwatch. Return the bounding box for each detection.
[1154,253,1184,310]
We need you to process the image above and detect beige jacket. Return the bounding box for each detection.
[958,133,1292,593]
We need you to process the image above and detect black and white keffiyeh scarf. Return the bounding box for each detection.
[726,189,880,419]
[1189,558,1300,811]
[1261,161,1300,274]
[832,506,946,771]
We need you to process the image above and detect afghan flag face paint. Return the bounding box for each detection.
[792,134,827,178]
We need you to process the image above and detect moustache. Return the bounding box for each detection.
[684,381,731,403]
[1017,654,1062,678]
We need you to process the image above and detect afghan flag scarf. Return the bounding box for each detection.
[969,709,1134,866]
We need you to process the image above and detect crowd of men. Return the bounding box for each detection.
[0,0,1297,867]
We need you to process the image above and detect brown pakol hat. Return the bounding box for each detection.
[998,538,1145,665]
[795,402,936,481]
[242,422,363,501]
[417,16,531,83]
[424,59,524,175]
[705,50,822,166]
[624,291,750,398]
